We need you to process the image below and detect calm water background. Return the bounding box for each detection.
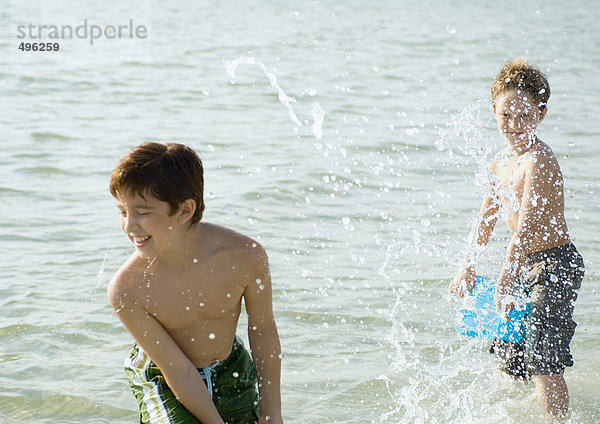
[1,1,599,423]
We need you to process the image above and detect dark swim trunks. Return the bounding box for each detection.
[124,337,260,424]
[490,243,584,378]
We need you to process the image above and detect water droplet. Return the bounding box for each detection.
[232,372,239,378]
[209,333,215,340]
[193,258,198,263]
[185,306,190,311]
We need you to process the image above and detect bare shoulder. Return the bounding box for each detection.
[107,255,147,311]
[203,223,269,271]
[528,140,562,175]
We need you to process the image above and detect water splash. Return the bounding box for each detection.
[223,56,325,139]
[96,251,109,287]
[310,101,325,140]
[378,254,509,423]
[435,101,504,268]
[435,101,498,189]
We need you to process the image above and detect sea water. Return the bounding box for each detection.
[1,1,599,423]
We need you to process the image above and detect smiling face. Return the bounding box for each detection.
[116,193,180,259]
[493,90,547,152]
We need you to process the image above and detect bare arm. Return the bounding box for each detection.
[108,277,225,424]
[243,246,283,424]
[449,195,499,296]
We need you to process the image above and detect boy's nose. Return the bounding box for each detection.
[123,216,139,234]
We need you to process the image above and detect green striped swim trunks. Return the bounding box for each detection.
[124,337,260,424]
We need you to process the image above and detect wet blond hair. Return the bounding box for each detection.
[491,58,550,110]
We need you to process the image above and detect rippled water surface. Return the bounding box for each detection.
[2,1,599,423]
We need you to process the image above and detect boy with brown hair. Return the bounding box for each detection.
[449,58,585,418]
[108,142,283,424]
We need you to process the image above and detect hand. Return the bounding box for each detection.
[448,267,476,298]
[494,279,515,319]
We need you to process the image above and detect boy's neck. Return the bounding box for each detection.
[140,223,206,268]
[507,133,539,155]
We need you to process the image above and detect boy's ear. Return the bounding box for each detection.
[538,106,548,122]
[177,199,197,224]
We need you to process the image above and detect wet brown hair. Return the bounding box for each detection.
[110,142,205,224]
[491,58,550,110]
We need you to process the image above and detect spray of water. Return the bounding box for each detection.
[435,100,499,195]
[96,251,109,287]
[435,101,505,269]
[377,236,503,423]
[223,56,325,139]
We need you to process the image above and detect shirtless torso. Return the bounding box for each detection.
[112,222,267,368]
[490,137,571,255]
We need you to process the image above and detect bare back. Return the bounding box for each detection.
[490,138,571,254]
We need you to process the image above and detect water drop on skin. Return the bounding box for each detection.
[232,372,239,378]
[209,333,215,340]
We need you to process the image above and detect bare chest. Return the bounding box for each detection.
[496,156,527,192]
[138,267,246,331]
[493,156,529,212]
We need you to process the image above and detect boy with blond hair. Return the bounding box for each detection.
[108,142,283,424]
[449,58,584,418]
